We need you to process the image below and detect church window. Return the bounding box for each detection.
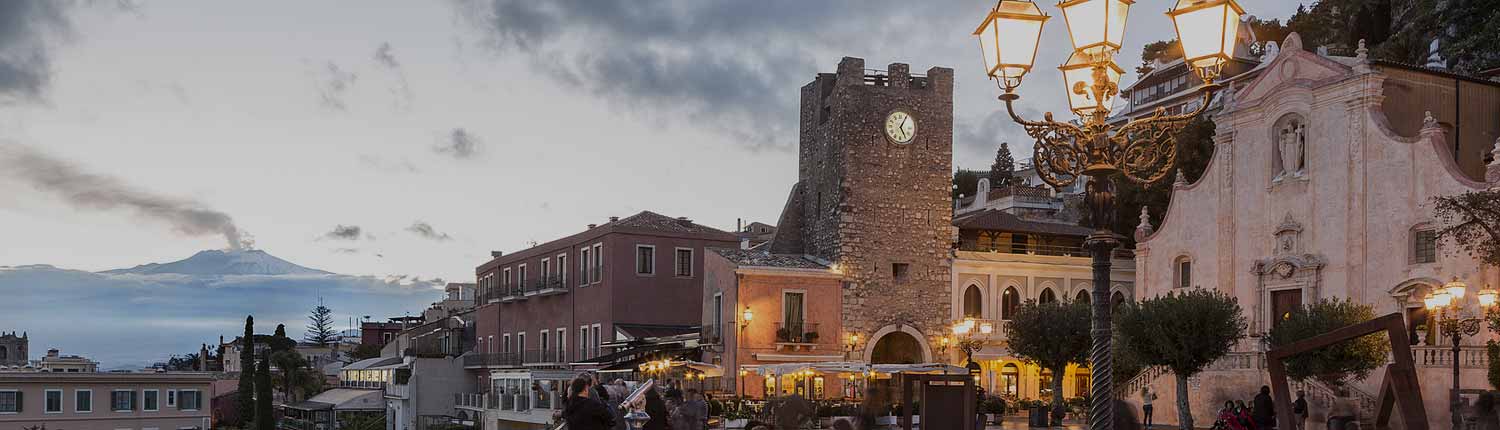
[1174,256,1192,289]
[1412,228,1437,264]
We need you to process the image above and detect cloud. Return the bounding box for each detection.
[434,128,479,159]
[0,1,72,104]
[0,142,253,250]
[405,221,453,241]
[372,42,413,110]
[954,108,1044,169]
[357,154,420,173]
[321,224,362,241]
[333,248,360,254]
[449,0,982,153]
[311,61,357,111]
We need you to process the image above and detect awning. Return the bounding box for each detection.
[284,400,333,411]
[744,362,969,376]
[301,388,384,411]
[678,361,722,377]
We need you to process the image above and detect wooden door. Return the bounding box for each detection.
[1271,289,1303,327]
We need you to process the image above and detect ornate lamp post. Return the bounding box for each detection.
[973,1,1243,429]
[1424,278,1499,430]
[953,318,994,383]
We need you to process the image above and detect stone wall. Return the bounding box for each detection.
[787,57,955,361]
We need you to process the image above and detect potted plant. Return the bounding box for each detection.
[1415,323,1429,345]
[1025,399,1050,428]
[804,331,820,343]
[983,395,1007,424]
[723,402,752,429]
[776,327,792,342]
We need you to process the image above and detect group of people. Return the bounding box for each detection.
[1144,385,1312,430]
[559,373,710,430]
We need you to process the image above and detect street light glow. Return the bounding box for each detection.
[1167,0,1245,79]
[974,0,1050,90]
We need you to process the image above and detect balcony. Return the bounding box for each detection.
[455,392,497,410]
[464,352,522,368]
[1412,346,1488,368]
[701,323,723,345]
[530,276,567,297]
[521,348,559,366]
[774,322,821,351]
[951,318,1009,342]
[385,382,410,399]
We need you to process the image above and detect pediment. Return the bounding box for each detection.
[1234,33,1353,104]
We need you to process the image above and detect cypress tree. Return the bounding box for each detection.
[236,315,256,425]
[254,353,274,430]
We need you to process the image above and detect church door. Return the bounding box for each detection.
[1271,289,1303,327]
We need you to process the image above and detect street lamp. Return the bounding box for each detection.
[973,1,1241,430]
[952,318,993,379]
[1424,277,1499,430]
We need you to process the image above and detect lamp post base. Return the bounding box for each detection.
[1085,175,1120,430]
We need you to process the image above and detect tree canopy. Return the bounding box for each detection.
[1117,289,1245,430]
[1006,299,1091,418]
[990,143,1018,187]
[1433,189,1500,266]
[1266,298,1390,387]
[306,298,338,346]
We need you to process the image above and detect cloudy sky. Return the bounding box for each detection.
[0,0,1307,284]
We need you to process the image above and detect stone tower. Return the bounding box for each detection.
[770,57,954,364]
[0,331,29,366]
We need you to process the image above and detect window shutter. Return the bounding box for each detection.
[195,391,203,410]
[14,391,21,413]
[131,391,138,410]
[175,390,184,410]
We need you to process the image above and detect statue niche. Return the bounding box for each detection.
[1273,113,1307,181]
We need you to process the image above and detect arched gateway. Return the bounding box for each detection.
[865,324,933,364]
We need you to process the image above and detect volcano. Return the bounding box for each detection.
[100,249,331,276]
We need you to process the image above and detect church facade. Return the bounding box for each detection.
[1131,34,1500,429]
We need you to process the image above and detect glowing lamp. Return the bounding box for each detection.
[742,306,753,323]
[975,0,1051,90]
[1059,51,1123,116]
[980,322,995,334]
[1166,0,1244,81]
[1431,290,1454,309]
[1444,277,1469,300]
[1057,0,1133,55]
[1478,285,1498,308]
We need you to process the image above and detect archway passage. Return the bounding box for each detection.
[870,331,924,364]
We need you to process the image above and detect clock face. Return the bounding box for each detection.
[884,111,916,144]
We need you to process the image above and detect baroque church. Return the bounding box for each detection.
[1131,33,1500,429]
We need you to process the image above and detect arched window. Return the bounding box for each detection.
[1174,256,1192,289]
[1111,291,1126,307]
[1000,363,1020,397]
[1002,287,1020,320]
[1039,288,1057,304]
[1074,290,1090,304]
[963,285,983,318]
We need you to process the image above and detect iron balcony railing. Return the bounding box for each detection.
[701,323,723,345]
[774,322,821,344]
[522,348,559,365]
[463,352,522,368]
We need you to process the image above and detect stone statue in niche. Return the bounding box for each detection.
[1275,115,1307,180]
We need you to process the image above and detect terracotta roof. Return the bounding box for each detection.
[611,211,730,235]
[953,209,1094,237]
[710,248,829,269]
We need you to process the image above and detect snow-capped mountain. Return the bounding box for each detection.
[101,249,331,276]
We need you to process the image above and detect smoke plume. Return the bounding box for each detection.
[0,142,252,250]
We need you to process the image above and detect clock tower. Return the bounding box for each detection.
[770,57,954,364]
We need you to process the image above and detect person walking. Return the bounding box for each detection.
[1292,390,1309,430]
[563,375,617,430]
[670,388,708,430]
[643,388,670,430]
[1142,386,1157,428]
[1253,386,1276,430]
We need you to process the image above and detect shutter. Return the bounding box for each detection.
[14,391,21,413]
[175,390,184,410]
[195,391,203,410]
[131,391,138,410]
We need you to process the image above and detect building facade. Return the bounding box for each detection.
[37,348,99,373]
[702,248,846,399]
[1130,33,1500,430]
[0,332,27,367]
[0,371,215,430]
[770,57,955,366]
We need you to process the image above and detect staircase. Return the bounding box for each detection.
[1289,378,1378,429]
[1115,365,1169,399]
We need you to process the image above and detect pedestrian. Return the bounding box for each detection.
[1217,401,1245,430]
[975,387,987,430]
[1476,392,1500,430]
[1327,390,1358,430]
[643,387,670,430]
[1292,390,1308,430]
[1235,400,1255,430]
[858,387,882,430]
[1142,385,1157,428]
[670,388,708,430]
[1253,385,1276,430]
[563,375,617,430]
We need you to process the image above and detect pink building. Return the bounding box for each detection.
[0,371,216,430]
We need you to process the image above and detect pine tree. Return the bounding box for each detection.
[236,315,256,426]
[989,143,1017,187]
[306,298,337,346]
[274,324,286,339]
[254,353,274,430]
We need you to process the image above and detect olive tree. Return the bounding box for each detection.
[1006,299,1091,421]
[1117,289,1246,430]
[1266,298,1389,388]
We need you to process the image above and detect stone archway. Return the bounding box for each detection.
[864,324,932,364]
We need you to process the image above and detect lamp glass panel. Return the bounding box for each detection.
[1433,290,1453,307]
[1479,289,1498,307]
[980,17,1001,76]
[1447,283,1468,299]
[1060,54,1122,115]
[999,16,1046,77]
[1173,3,1227,66]
[1061,0,1106,52]
[1104,0,1131,52]
[1219,4,1240,63]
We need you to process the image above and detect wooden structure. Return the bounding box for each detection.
[1265,313,1427,430]
[899,373,977,430]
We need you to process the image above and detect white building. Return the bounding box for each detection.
[1131,33,1500,429]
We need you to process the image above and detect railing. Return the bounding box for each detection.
[341,380,386,390]
[953,318,1009,341]
[1290,378,1377,426]
[279,416,320,430]
[531,276,567,296]
[986,185,1055,205]
[1114,365,1169,399]
[957,241,1086,257]
[464,352,522,367]
[477,289,504,305]
[775,322,821,344]
[523,348,559,364]
[1411,346,1488,368]
[455,392,495,410]
[701,323,723,345]
[385,382,410,399]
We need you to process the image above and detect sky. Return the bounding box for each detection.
[0,0,1309,285]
